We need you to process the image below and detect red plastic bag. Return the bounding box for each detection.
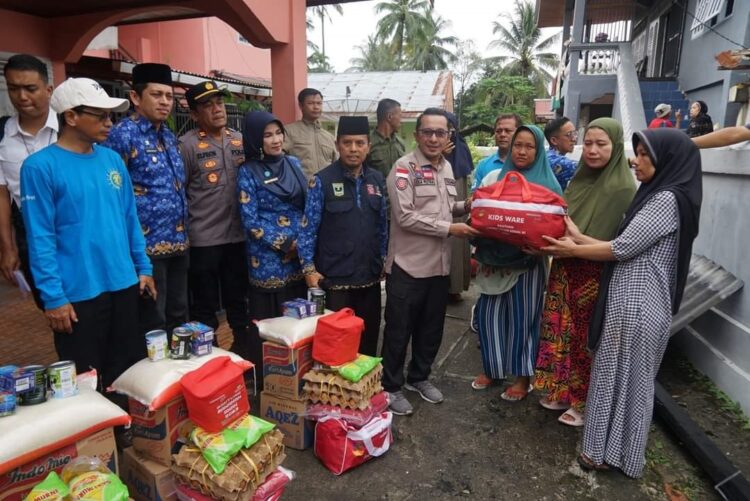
[180,356,249,433]
[471,171,567,248]
[312,308,363,366]
[314,412,393,475]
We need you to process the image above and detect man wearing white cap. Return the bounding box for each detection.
[648,103,682,129]
[20,77,155,390]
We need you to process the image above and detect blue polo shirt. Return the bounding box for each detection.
[471,151,504,192]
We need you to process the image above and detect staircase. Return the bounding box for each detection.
[639,80,690,130]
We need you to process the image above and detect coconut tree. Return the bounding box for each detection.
[311,5,344,59]
[405,12,457,71]
[488,0,560,94]
[374,0,431,67]
[348,35,398,72]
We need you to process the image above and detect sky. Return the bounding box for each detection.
[306,0,558,73]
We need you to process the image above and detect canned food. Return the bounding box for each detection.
[308,287,326,315]
[0,392,15,417]
[146,329,169,361]
[48,361,78,399]
[170,327,193,360]
[18,365,47,405]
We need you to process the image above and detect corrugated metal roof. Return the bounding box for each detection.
[308,71,453,116]
[671,254,744,334]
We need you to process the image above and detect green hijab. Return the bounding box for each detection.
[500,125,563,195]
[564,118,637,240]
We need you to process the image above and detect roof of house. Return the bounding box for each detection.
[307,70,454,118]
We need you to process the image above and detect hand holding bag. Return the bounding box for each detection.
[471,171,567,248]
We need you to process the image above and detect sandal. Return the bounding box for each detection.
[539,396,570,411]
[577,454,610,472]
[500,384,533,402]
[471,374,493,390]
[558,408,584,427]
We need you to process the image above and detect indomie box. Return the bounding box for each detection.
[260,391,313,450]
[0,427,117,501]
[129,396,194,466]
[120,447,176,501]
[263,341,313,400]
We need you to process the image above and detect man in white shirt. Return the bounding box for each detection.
[0,54,58,307]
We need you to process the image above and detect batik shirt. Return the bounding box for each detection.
[104,114,188,257]
[237,157,306,289]
[546,147,577,191]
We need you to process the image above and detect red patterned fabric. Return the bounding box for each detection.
[534,258,601,411]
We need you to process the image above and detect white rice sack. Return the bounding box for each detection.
[108,348,252,410]
[0,385,130,475]
[256,311,333,347]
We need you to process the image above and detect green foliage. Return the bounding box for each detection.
[308,50,333,73]
[349,35,399,72]
[374,0,432,67]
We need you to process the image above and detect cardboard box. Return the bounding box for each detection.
[0,427,117,501]
[120,447,176,501]
[262,341,313,400]
[129,396,194,466]
[260,391,313,450]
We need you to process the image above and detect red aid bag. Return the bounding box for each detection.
[471,171,567,248]
[314,412,393,475]
[180,356,249,432]
[312,308,364,366]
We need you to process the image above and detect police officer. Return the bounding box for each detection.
[298,116,388,356]
[382,107,479,416]
[179,81,248,353]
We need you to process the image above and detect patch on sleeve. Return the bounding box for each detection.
[396,177,408,191]
[395,167,409,179]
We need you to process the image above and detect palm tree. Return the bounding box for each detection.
[308,50,333,73]
[374,0,431,67]
[488,0,560,94]
[311,5,344,59]
[405,13,457,71]
[348,35,398,72]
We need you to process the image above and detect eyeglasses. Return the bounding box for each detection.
[561,130,578,140]
[77,109,112,123]
[417,128,450,139]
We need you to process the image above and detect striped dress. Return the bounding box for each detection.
[476,258,547,378]
[582,192,679,478]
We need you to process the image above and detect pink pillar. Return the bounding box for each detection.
[270,0,307,123]
[50,61,67,86]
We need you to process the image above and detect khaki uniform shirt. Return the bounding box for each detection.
[367,129,405,178]
[179,128,245,247]
[385,149,466,278]
[283,119,337,179]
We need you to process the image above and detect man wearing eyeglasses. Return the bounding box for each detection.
[544,117,578,191]
[382,107,480,416]
[470,114,522,192]
[20,78,155,391]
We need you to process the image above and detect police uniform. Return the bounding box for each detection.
[298,117,388,356]
[103,63,189,335]
[381,148,467,392]
[180,82,248,342]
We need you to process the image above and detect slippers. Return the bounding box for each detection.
[500,384,533,402]
[558,408,584,427]
[539,396,570,411]
[577,454,610,472]
[471,374,493,390]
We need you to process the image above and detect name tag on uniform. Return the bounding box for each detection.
[264,177,279,184]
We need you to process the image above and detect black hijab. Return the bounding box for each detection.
[242,110,307,209]
[686,100,713,138]
[588,128,702,350]
[445,112,474,179]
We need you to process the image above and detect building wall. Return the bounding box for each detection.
[118,18,271,80]
[677,0,750,128]
[672,147,750,413]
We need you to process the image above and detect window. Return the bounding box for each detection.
[690,0,726,38]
